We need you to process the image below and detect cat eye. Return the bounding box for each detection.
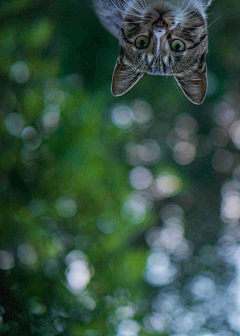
[171,40,185,52]
[135,36,150,49]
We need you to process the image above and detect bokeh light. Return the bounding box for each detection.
[1,1,240,335]
[9,61,30,84]
[129,166,153,190]
[4,113,25,137]
[0,251,14,271]
[65,251,93,293]
[111,105,134,129]
[55,197,77,218]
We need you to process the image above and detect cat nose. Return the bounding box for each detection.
[154,18,168,28]
[153,18,167,37]
[153,19,167,37]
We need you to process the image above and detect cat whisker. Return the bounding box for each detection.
[182,24,204,28]
[142,0,148,11]
[177,7,203,26]
[125,7,144,18]
[110,0,128,15]
[176,0,189,17]
[130,0,147,13]
[177,5,198,18]
[126,11,145,18]
[113,12,124,23]
[207,15,221,28]
[111,0,143,19]
[176,0,198,19]
[122,0,145,18]
[138,0,148,12]
[123,20,147,23]
[175,0,185,13]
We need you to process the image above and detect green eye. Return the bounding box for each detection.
[135,36,150,49]
[171,40,185,52]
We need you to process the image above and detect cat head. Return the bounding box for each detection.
[112,0,209,104]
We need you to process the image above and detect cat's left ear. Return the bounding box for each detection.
[174,65,207,105]
[111,57,144,97]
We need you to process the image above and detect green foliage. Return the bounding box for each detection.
[0,0,239,335]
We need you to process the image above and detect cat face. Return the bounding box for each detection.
[112,0,208,104]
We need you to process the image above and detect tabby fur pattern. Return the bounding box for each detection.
[94,0,213,104]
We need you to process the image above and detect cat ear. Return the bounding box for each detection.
[111,58,144,97]
[174,65,207,105]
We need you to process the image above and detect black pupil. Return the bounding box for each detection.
[175,43,182,51]
[140,39,146,48]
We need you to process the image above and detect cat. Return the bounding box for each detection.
[93,0,213,104]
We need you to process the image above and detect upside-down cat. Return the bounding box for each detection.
[93,0,213,104]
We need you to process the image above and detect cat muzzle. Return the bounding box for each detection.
[153,17,167,37]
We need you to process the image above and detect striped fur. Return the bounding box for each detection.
[94,0,213,104]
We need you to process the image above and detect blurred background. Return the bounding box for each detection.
[1,0,240,335]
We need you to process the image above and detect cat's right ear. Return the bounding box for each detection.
[111,57,144,97]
